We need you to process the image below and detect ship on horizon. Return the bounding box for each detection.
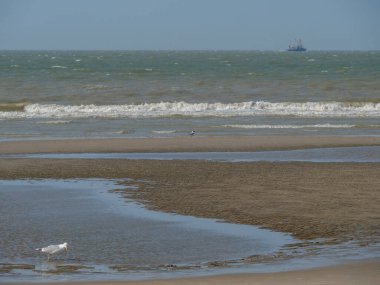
[287,39,306,52]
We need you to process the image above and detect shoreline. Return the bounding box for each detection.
[2,258,379,285]
[1,135,380,154]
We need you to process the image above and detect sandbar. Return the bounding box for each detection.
[1,135,379,284]
[0,158,379,241]
[1,135,380,154]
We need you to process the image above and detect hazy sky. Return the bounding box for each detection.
[0,0,379,50]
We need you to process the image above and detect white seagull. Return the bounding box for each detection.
[189,130,195,136]
[36,242,68,261]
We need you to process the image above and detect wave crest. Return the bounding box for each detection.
[0,101,379,119]
[222,124,356,129]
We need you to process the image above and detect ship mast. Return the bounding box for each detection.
[287,38,306,52]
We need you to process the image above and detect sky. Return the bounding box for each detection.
[0,0,379,50]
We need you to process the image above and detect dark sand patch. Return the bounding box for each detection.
[0,158,379,241]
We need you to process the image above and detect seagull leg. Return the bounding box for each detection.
[47,254,50,261]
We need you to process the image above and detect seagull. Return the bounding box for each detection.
[36,242,68,261]
[189,130,195,136]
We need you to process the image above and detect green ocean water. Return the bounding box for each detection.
[0,51,379,139]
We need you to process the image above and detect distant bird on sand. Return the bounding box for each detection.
[36,242,68,261]
[189,130,195,136]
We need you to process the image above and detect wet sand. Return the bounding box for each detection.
[3,259,380,285]
[0,158,379,241]
[1,136,379,283]
[1,135,380,154]
[1,138,380,242]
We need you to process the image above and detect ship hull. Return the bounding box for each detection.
[287,48,306,52]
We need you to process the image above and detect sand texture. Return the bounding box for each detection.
[1,135,380,154]
[1,158,379,241]
[1,136,379,284]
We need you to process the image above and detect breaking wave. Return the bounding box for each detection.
[1,101,380,119]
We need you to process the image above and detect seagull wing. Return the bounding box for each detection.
[41,244,61,254]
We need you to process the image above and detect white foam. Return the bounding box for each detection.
[222,124,356,129]
[0,101,379,119]
[37,120,72,125]
[152,130,177,134]
[51,65,67,69]
[84,84,108,90]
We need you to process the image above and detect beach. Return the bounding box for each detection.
[0,136,379,285]
[1,137,380,243]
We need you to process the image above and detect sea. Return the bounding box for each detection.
[1,50,380,140]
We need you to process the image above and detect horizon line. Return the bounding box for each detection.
[1,48,379,52]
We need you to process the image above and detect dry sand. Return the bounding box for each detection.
[1,136,379,284]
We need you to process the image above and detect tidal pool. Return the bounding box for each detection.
[0,179,297,282]
[1,179,379,282]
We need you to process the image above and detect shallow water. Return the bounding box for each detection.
[0,179,379,282]
[0,179,295,282]
[6,146,380,163]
